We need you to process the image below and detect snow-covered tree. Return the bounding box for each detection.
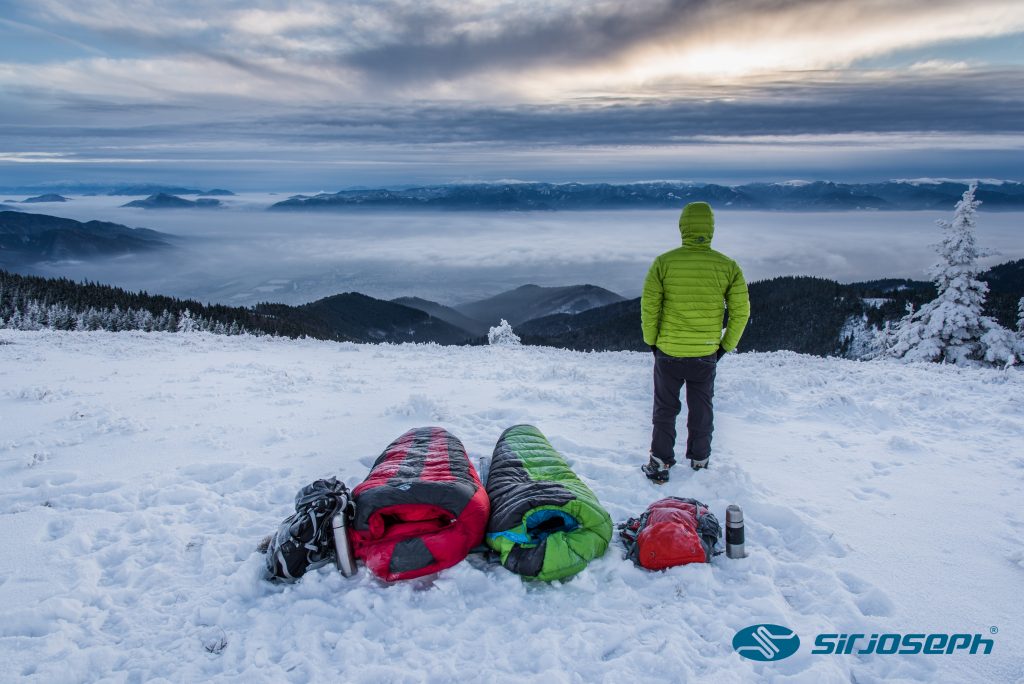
[46,304,75,330]
[884,184,1016,367]
[488,319,521,346]
[1015,296,1024,359]
[21,301,43,330]
[177,309,196,333]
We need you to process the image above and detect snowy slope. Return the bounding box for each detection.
[0,331,1021,683]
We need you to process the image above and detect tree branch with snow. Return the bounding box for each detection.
[883,184,1017,368]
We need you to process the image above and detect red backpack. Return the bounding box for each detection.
[619,497,721,570]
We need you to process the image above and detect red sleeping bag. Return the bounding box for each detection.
[350,427,490,581]
[619,497,721,570]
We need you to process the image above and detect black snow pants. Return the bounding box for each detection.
[650,349,717,466]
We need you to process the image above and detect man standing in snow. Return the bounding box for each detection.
[640,202,749,482]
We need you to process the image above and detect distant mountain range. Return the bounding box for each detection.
[121,193,223,209]
[516,261,1024,356]
[21,194,69,203]
[0,270,559,345]
[0,183,234,196]
[108,186,234,197]
[391,296,492,336]
[455,284,624,326]
[3,204,1021,356]
[391,284,623,334]
[0,211,173,265]
[299,293,471,344]
[4,260,1021,356]
[269,180,1024,211]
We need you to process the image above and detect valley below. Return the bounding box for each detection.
[3,193,1022,309]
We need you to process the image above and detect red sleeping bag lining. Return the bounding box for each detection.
[350,427,489,581]
[620,497,721,570]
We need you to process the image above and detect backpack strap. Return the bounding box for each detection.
[617,514,648,565]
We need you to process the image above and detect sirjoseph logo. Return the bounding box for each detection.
[732,624,801,661]
[732,625,995,661]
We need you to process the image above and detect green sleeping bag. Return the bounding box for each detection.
[485,424,613,581]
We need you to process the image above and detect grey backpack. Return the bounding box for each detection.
[263,477,354,581]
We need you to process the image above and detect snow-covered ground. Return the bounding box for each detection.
[1,331,1021,683]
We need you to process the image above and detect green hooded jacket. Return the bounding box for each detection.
[641,202,750,357]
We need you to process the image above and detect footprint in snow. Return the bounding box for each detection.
[887,435,922,452]
[850,486,892,501]
[22,471,77,488]
[25,452,49,468]
[869,461,892,476]
[838,570,896,617]
[178,463,242,485]
[46,517,73,540]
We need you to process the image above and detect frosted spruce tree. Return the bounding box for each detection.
[487,319,521,346]
[176,309,196,333]
[1017,297,1024,356]
[885,184,1016,367]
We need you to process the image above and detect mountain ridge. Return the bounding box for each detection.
[0,211,173,265]
[22,194,69,203]
[269,180,1024,212]
[452,283,626,327]
[517,261,1024,356]
[4,259,1021,357]
[391,296,491,336]
[121,193,223,209]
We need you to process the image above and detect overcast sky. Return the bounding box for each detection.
[1,1,1023,190]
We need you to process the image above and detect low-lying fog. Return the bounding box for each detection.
[5,193,1022,306]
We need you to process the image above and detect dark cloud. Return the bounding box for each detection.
[340,0,719,82]
[1,68,1022,153]
[330,0,1004,85]
[2,0,1022,187]
[229,69,1024,144]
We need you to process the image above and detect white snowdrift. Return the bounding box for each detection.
[0,331,1021,683]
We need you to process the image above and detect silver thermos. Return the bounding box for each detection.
[332,497,358,577]
[726,504,746,559]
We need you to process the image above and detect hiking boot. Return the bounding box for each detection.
[689,456,710,471]
[642,454,671,484]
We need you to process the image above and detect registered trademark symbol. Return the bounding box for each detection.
[990,626,998,634]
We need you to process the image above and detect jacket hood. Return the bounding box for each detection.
[679,202,714,248]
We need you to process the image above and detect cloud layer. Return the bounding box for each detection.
[14,196,1024,305]
[1,0,1022,185]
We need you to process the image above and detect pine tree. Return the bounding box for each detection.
[1015,296,1024,359]
[885,184,1016,367]
[487,319,521,346]
[23,301,43,330]
[177,309,195,333]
